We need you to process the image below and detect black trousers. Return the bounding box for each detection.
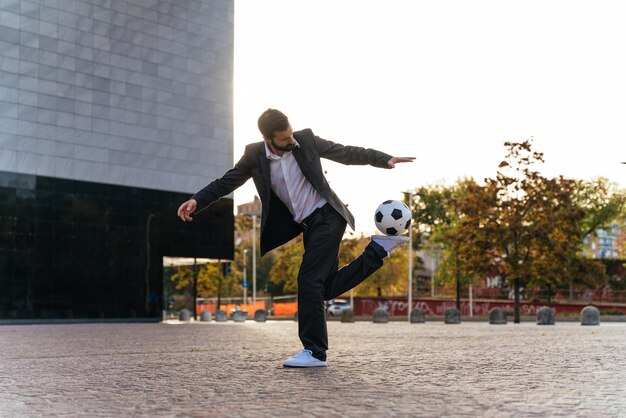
[297,204,387,360]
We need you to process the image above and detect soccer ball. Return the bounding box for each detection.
[374,200,412,236]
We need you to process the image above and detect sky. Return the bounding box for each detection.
[232,0,626,235]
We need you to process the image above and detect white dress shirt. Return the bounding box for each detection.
[265,141,327,223]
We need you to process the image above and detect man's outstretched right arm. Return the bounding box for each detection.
[177,150,255,222]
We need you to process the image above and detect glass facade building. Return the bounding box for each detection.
[0,0,235,320]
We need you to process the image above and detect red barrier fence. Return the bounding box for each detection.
[196,296,626,318]
[352,297,626,317]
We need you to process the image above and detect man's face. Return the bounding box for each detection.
[267,126,295,153]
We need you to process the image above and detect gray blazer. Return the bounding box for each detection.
[192,129,392,255]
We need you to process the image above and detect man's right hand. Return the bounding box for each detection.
[177,199,197,222]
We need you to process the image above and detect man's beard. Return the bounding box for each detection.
[270,139,295,152]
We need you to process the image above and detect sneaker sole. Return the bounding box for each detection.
[282,362,327,368]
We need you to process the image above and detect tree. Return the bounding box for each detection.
[353,241,409,297]
[406,184,455,251]
[170,261,240,314]
[408,180,478,307]
[268,237,303,294]
[267,234,411,298]
[574,177,626,239]
[448,140,605,322]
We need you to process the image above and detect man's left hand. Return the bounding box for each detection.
[387,156,416,168]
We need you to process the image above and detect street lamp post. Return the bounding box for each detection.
[240,202,261,312]
[252,215,257,310]
[406,191,413,322]
[430,251,435,298]
[243,249,249,305]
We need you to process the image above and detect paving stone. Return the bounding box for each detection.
[0,322,625,416]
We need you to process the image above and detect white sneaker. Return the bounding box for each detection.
[372,235,409,253]
[282,349,327,368]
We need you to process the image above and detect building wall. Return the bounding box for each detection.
[0,0,235,320]
[0,0,233,193]
[0,170,233,320]
[585,222,622,259]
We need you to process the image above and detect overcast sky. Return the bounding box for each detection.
[231,0,626,235]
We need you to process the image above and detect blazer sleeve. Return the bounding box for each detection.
[191,145,256,213]
[310,130,393,169]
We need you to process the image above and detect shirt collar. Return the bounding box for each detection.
[264,139,300,160]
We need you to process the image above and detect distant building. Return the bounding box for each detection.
[235,196,261,246]
[237,196,262,217]
[585,222,624,259]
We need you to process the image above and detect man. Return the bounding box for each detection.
[177,109,414,367]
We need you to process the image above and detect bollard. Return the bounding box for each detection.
[537,306,555,325]
[372,308,388,323]
[445,307,460,324]
[215,309,228,322]
[200,311,212,322]
[489,308,507,325]
[179,309,191,322]
[410,308,425,323]
[294,311,298,321]
[232,310,246,322]
[581,306,600,326]
[254,309,267,322]
[341,309,355,323]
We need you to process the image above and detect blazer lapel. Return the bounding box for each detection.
[292,145,313,184]
[259,147,271,195]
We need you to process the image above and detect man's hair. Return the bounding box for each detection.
[258,109,289,140]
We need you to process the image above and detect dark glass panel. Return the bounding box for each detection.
[0,171,233,320]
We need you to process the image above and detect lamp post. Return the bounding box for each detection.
[243,249,249,305]
[240,198,261,312]
[252,215,257,310]
[405,191,414,322]
[428,241,442,298]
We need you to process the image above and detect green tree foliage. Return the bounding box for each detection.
[268,237,304,294]
[407,180,478,304]
[353,239,409,297]
[573,177,626,239]
[233,213,277,296]
[169,261,241,310]
[406,184,455,250]
[267,234,411,297]
[445,140,612,320]
[233,236,276,296]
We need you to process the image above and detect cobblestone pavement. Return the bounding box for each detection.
[1,320,625,417]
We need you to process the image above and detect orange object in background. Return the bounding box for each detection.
[196,301,265,316]
[196,301,298,317]
[271,301,298,317]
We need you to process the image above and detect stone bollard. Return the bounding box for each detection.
[372,308,388,323]
[537,306,555,325]
[489,308,507,325]
[341,309,355,323]
[200,311,212,322]
[581,306,600,326]
[179,309,191,322]
[410,308,425,323]
[232,311,246,322]
[254,309,267,322]
[215,309,228,322]
[445,307,460,324]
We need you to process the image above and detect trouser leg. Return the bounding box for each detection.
[323,240,387,301]
[297,206,345,361]
[297,206,388,360]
